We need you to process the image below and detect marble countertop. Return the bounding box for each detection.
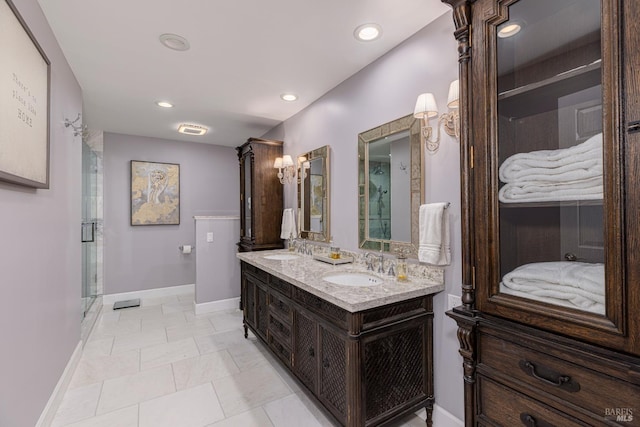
[236,249,444,312]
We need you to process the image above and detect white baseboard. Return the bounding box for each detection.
[102,284,195,305]
[433,404,464,427]
[194,297,241,315]
[36,341,83,427]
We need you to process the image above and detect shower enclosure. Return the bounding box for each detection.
[81,138,98,319]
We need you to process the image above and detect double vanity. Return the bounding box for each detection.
[237,249,444,427]
[236,115,440,426]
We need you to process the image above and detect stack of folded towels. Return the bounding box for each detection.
[498,133,603,203]
[500,261,605,315]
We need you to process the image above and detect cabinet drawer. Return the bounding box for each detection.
[242,262,269,283]
[270,276,292,297]
[478,376,587,427]
[269,291,292,321]
[479,331,640,420]
[268,334,291,367]
[268,313,291,344]
[294,288,347,327]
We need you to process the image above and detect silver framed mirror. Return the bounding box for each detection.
[358,115,423,257]
[298,145,330,242]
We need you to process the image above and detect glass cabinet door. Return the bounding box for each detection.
[242,154,252,239]
[496,0,604,314]
[479,0,626,344]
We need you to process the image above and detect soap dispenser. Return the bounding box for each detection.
[329,238,340,259]
[396,254,408,281]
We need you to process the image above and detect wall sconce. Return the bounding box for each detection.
[413,79,460,153]
[274,155,296,184]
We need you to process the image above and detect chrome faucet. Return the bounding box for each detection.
[377,253,385,274]
[364,252,375,271]
[297,239,313,256]
[387,262,396,277]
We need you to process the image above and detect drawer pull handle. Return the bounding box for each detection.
[520,413,553,427]
[519,360,579,392]
[629,120,640,134]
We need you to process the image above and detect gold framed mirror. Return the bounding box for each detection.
[358,115,423,257]
[297,145,330,242]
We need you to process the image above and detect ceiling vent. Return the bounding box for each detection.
[177,124,207,136]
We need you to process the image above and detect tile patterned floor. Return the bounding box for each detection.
[51,292,428,427]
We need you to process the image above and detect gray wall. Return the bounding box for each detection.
[103,133,239,295]
[262,13,464,420]
[195,217,241,304]
[0,0,83,425]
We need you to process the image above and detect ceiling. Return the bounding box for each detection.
[37,0,450,147]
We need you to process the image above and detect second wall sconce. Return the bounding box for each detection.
[274,155,296,184]
[413,79,460,153]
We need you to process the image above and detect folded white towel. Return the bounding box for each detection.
[499,133,602,183]
[280,208,296,239]
[499,177,603,203]
[500,261,605,314]
[499,288,605,315]
[500,158,602,184]
[418,203,450,266]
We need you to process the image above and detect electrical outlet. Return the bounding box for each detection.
[447,294,461,310]
[206,232,214,242]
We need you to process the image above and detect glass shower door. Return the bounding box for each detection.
[81,139,98,318]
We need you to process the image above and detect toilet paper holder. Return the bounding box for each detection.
[178,245,195,253]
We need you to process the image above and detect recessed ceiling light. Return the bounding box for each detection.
[498,23,522,38]
[156,101,174,108]
[354,23,382,42]
[280,93,298,102]
[178,124,207,136]
[159,33,190,51]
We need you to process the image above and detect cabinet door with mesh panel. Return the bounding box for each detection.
[318,325,347,424]
[293,310,317,393]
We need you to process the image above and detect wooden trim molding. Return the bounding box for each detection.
[442,0,475,310]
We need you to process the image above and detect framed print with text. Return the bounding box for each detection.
[0,0,51,188]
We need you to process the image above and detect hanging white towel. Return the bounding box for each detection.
[280,208,296,239]
[418,203,451,266]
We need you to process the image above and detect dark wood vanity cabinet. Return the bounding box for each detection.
[443,0,640,425]
[241,263,269,340]
[236,138,284,252]
[240,261,435,427]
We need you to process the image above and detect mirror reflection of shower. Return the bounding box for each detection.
[369,154,391,240]
[367,129,412,242]
[372,163,386,175]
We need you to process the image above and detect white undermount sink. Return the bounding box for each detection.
[263,254,300,261]
[323,273,383,287]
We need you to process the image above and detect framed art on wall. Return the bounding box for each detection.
[0,0,51,188]
[130,160,180,225]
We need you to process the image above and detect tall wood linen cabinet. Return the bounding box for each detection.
[443,0,640,425]
[236,138,284,252]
